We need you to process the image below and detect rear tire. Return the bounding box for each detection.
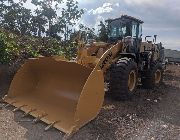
[109,58,138,100]
[141,61,163,89]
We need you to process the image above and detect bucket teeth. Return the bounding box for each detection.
[3,95,15,100]
[33,113,48,123]
[2,95,7,100]
[22,109,37,118]
[5,101,17,108]
[4,104,10,108]
[63,133,73,140]
[44,121,60,131]
[13,105,27,112]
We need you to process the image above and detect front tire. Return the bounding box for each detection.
[109,58,138,100]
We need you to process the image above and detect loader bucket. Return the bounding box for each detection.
[4,57,105,134]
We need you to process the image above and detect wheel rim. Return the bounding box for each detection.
[155,69,161,84]
[128,70,136,92]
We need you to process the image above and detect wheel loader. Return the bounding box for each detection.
[3,15,165,136]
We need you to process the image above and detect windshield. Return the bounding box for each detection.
[109,25,127,38]
[108,19,143,39]
[108,19,132,38]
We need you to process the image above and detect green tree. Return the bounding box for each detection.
[98,21,108,42]
[0,0,32,35]
[78,24,97,41]
[57,0,84,41]
[30,11,47,37]
[31,0,61,37]
[30,0,83,40]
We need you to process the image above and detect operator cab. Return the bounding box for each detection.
[106,15,144,54]
[106,15,143,43]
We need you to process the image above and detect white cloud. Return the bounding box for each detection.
[88,3,113,15]
[124,0,160,5]
[103,3,112,7]
[115,3,120,7]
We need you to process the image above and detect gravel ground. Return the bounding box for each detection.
[0,65,180,140]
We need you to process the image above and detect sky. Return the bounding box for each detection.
[76,0,180,50]
[22,0,180,50]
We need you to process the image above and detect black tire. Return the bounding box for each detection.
[109,57,138,100]
[141,61,163,89]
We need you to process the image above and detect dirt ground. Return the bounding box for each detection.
[0,65,180,140]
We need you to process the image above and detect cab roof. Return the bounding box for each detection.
[106,15,144,24]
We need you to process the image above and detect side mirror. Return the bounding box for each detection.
[154,35,157,43]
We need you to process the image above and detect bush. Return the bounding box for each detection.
[0,31,20,64]
[0,28,77,65]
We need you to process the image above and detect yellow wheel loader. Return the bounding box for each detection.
[3,15,165,136]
